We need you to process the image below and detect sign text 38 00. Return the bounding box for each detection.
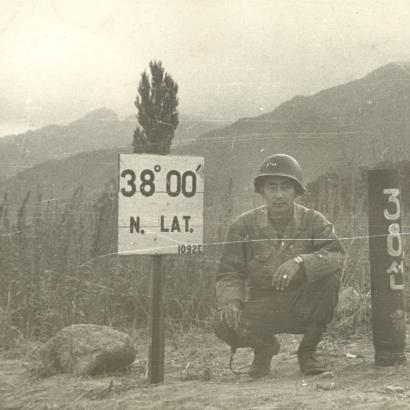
[121,167,197,198]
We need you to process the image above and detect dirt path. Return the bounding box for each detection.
[1,332,410,410]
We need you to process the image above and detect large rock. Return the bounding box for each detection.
[38,324,136,376]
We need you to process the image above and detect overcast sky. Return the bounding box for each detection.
[1,0,410,132]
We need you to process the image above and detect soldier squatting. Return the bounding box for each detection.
[214,154,345,378]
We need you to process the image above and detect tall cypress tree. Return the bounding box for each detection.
[133,60,179,155]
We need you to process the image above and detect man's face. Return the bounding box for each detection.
[260,176,297,213]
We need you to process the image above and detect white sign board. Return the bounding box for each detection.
[118,154,204,255]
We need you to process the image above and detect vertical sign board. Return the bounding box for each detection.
[118,154,204,383]
[367,169,406,366]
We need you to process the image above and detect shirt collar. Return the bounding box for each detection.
[258,203,304,232]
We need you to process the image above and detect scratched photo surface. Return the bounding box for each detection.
[1,1,410,409]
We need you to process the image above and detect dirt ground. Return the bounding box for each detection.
[1,329,410,410]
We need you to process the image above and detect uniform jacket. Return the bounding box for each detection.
[216,203,345,305]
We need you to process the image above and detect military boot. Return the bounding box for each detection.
[297,351,327,375]
[297,326,327,376]
[248,336,280,378]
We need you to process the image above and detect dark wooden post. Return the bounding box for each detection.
[367,169,406,366]
[148,255,165,383]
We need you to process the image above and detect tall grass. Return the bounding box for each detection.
[0,163,409,346]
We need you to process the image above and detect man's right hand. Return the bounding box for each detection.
[219,299,242,330]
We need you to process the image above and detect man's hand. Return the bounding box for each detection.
[219,299,242,329]
[272,259,305,291]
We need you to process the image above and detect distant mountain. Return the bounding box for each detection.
[0,108,231,181]
[174,62,410,216]
[2,62,410,241]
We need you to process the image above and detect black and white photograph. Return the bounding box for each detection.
[0,1,410,408]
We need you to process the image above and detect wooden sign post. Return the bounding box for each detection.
[149,254,164,383]
[367,169,406,366]
[118,154,204,383]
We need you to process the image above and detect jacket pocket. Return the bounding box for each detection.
[247,240,277,288]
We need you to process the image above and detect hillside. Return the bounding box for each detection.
[174,62,410,219]
[0,109,231,181]
[1,64,410,363]
[2,62,410,239]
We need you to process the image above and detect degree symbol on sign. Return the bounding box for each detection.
[154,165,161,173]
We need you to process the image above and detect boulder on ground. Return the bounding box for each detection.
[38,324,136,376]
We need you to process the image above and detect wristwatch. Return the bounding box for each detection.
[294,255,303,265]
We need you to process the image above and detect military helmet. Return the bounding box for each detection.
[254,154,307,195]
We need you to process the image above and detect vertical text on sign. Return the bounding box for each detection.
[383,188,404,290]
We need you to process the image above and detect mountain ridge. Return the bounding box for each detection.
[2,62,410,236]
[0,108,232,181]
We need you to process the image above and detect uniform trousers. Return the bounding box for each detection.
[214,274,340,349]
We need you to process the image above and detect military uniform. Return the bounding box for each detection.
[214,154,345,377]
